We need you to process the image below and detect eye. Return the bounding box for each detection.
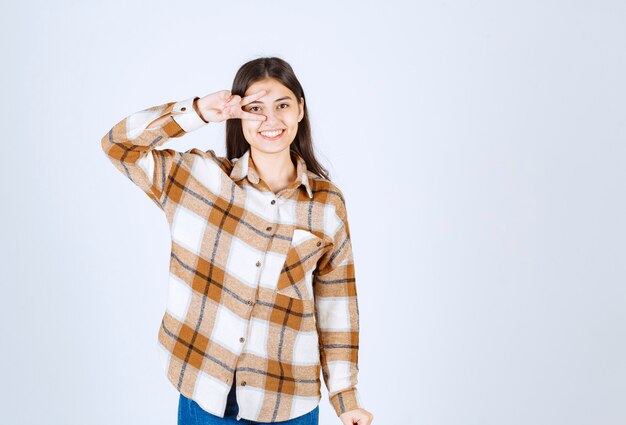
[249,106,261,112]
[278,103,289,109]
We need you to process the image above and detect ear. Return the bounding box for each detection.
[298,96,305,122]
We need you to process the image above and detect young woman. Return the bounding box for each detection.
[101,57,374,425]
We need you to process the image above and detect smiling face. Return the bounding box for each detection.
[241,78,304,155]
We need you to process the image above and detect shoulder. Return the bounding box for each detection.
[309,173,348,216]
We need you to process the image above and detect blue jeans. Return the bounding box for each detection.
[178,381,319,425]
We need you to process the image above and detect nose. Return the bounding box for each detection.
[262,109,281,126]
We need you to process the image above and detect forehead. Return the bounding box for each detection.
[245,78,295,99]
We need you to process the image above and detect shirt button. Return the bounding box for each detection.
[181,107,186,111]
[266,226,272,231]
[241,381,247,386]
[247,300,254,306]
[256,260,261,267]
[271,199,276,205]
[316,241,321,247]
[239,337,245,343]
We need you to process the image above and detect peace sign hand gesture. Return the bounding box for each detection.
[195,89,267,123]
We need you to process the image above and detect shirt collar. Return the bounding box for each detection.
[230,148,313,199]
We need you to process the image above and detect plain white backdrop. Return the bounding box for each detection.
[1,1,625,424]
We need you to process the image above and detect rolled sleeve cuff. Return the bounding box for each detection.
[329,387,362,417]
[172,96,208,132]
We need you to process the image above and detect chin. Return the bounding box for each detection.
[251,138,293,153]
[255,145,289,155]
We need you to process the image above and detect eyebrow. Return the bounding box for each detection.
[247,96,292,105]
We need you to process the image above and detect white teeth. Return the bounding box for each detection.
[260,129,283,137]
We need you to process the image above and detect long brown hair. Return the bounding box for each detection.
[225,57,330,181]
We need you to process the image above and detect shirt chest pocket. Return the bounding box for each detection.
[275,228,326,301]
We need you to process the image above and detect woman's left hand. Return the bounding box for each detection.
[339,408,374,424]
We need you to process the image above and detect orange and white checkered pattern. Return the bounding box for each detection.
[100,97,362,422]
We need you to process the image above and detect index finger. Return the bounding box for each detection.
[241,89,267,106]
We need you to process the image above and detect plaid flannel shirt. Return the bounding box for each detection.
[100,96,362,422]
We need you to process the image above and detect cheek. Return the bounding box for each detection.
[242,123,258,135]
[240,124,260,144]
[285,113,300,129]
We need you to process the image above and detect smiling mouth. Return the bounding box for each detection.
[259,129,285,141]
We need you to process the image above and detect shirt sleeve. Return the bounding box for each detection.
[313,190,363,417]
[100,96,208,210]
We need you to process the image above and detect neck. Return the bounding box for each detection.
[249,147,297,189]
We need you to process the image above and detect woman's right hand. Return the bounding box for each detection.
[195,89,268,123]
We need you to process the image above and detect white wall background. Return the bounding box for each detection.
[1,1,624,424]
